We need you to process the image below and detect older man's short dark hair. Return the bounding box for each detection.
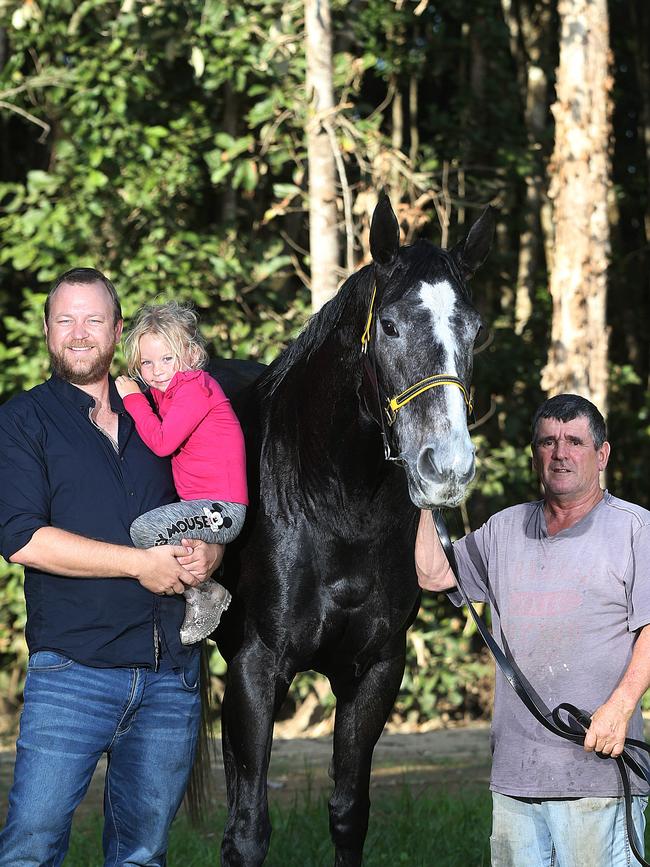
[44,268,122,325]
[531,394,607,449]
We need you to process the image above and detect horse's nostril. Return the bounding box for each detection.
[417,446,475,485]
[418,448,444,484]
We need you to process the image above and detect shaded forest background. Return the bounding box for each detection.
[0,0,648,732]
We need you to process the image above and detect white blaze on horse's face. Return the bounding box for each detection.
[376,277,481,508]
[411,279,477,505]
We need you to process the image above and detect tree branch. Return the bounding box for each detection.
[0,100,50,142]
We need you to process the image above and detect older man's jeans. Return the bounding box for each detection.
[491,791,648,867]
[0,650,201,867]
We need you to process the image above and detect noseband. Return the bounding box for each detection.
[360,283,473,459]
[385,375,472,425]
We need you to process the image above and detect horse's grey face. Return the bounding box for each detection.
[368,195,494,508]
[374,276,482,508]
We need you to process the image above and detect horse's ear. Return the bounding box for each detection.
[450,206,496,281]
[370,193,400,267]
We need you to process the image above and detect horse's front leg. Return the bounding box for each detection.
[328,647,406,867]
[221,637,293,867]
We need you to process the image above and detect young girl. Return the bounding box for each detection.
[115,300,247,644]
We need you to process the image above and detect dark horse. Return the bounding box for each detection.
[216,195,494,866]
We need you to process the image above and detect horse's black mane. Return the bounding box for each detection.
[257,264,374,395]
[257,238,456,397]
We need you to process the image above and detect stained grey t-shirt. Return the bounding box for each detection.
[453,491,650,797]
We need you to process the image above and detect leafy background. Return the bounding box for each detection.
[0,0,648,730]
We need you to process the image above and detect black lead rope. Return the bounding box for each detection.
[433,508,650,866]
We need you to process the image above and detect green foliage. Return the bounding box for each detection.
[397,596,493,724]
[62,788,494,866]
[0,563,27,721]
[0,17,317,387]
[0,0,648,731]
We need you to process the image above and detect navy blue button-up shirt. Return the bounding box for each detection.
[0,374,197,668]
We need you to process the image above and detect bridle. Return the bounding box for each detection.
[360,281,473,460]
[434,509,650,866]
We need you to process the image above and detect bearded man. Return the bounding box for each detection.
[0,268,222,866]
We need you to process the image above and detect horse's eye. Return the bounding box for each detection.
[380,319,399,338]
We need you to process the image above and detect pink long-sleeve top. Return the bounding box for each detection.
[122,369,248,505]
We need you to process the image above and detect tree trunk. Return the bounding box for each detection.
[541,0,611,413]
[628,1,650,386]
[390,75,403,204]
[501,0,554,335]
[630,2,650,245]
[305,0,339,312]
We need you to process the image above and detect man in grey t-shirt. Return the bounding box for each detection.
[416,394,650,867]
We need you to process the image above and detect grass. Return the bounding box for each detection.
[65,788,492,866]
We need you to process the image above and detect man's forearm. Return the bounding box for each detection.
[10,526,144,578]
[584,623,650,756]
[415,509,456,590]
[608,623,650,714]
[10,527,220,596]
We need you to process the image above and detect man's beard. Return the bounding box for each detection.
[48,342,115,386]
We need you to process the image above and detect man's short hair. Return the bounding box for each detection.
[531,394,607,449]
[44,268,122,325]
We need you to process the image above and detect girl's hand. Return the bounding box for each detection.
[177,540,225,582]
[115,375,141,398]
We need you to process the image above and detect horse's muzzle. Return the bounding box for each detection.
[406,443,476,508]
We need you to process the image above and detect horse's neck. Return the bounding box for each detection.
[289,338,365,429]
[261,339,381,478]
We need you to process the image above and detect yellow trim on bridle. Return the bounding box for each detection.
[361,282,473,426]
[360,283,377,353]
[386,377,473,425]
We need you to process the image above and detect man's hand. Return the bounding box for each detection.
[115,375,142,398]
[583,699,634,758]
[584,623,650,758]
[177,539,225,584]
[135,546,197,595]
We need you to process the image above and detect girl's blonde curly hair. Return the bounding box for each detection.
[123,300,208,381]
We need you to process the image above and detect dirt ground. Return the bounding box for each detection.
[0,723,492,817]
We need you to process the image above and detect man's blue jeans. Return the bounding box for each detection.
[491,791,648,866]
[0,650,201,867]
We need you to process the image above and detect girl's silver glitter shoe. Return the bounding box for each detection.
[180,580,232,645]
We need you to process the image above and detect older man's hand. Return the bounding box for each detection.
[583,698,634,758]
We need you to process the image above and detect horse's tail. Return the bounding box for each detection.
[184,640,215,824]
